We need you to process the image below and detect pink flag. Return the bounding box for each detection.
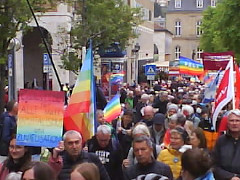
[212,59,234,130]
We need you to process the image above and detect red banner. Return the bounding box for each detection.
[202,51,234,70]
[212,60,234,130]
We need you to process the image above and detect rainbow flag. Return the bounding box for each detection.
[110,73,124,85]
[179,56,204,76]
[204,73,216,87]
[64,44,96,142]
[103,94,121,122]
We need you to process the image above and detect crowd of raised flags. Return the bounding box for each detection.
[64,48,239,140]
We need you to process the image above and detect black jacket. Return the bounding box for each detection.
[87,136,123,180]
[58,151,110,180]
[152,97,168,115]
[212,132,240,180]
[96,85,107,110]
[123,160,173,180]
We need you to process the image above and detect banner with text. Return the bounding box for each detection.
[16,89,64,147]
[202,51,234,70]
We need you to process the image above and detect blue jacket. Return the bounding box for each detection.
[1,112,17,143]
[195,171,215,180]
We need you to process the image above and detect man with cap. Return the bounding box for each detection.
[149,113,166,145]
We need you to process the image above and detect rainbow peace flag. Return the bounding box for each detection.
[64,44,96,142]
[103,94,121,122]
[110,73,124,85]
[204,73,216,87]
[179,56,204,76]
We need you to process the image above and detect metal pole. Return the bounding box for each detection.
[8,52,14,101]
[135,52,139,84]
[25,0,62,90]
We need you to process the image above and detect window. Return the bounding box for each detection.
[196,0,203,8]
[175,0,181,8]
[196,47,203,60]
[196,21,202,36]
[141,8,150,21]
[175,21,181,36]
[149,10,152,21]
[175,46,181,61]
[211,0,216,7]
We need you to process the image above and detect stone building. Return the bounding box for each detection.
[166,0,217,62]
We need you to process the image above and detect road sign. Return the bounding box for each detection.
[43,53,51,73]
[8,54,13,76]
[145,65,156,76]
[147,75,155,80]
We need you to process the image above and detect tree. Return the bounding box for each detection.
[0,0,57,113]
[200,0,240,61]
[60,0,141,73]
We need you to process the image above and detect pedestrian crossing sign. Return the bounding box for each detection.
[145,65,156,75]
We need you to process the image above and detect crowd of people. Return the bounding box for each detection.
[0,79,240,180]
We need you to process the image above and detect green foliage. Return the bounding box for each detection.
[61,0,141,71]
[200,0,240,62]
[0,0,57,64]
[0,0,60,113]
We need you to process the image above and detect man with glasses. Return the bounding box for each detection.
[213,109,240,180]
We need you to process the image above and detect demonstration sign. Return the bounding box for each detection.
[16,89,64,147]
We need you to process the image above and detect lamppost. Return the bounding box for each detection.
[8,38,21,101]
[132,43,140,84]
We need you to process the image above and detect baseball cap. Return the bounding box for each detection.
[152,113,165,125]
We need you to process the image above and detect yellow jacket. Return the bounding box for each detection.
[157,148,182,179]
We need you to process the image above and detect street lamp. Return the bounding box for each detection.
[132,43,140,83]
[8,38,21,101]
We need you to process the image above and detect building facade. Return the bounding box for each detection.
[126,0,155,84]
[166,0,217,62]
[14,2,74,93]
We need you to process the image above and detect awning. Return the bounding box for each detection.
[148,61,169,67]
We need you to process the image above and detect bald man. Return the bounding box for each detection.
[140,105,155,127]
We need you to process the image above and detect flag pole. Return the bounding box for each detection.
[231,56,236,110]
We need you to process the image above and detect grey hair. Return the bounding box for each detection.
[97,125,111,135]
[133,135,153,148]
[63,130,82,141]
[182,105,194,115]
[96,109,104,116]
[169,114,178,122]
[228,109,240,117]
[132,123,150,137]
[141,93,150,100]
